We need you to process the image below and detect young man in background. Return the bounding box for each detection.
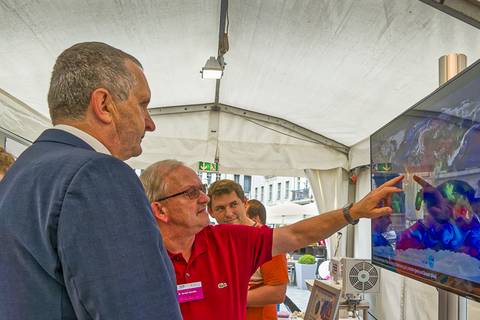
[209,182,288,320]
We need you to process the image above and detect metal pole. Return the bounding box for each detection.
[214,0,228,105]
[0,132,6,148]
[437,53,467,320]
[439,53,467,86]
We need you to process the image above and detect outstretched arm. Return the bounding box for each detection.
[247,283,287,307]
[272,176,403,256]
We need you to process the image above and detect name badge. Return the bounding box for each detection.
[177,281,204,303]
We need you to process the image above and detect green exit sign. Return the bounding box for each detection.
[198,161,219,172]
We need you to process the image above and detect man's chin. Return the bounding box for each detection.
[129,145,143,158]
[222,219,239,225]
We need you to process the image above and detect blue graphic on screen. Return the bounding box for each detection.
[371,59,480,301]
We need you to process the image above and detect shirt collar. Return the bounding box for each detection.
[168,229,209,262]
[53,124,111,155]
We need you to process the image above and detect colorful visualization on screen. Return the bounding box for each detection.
[371,59,480,301]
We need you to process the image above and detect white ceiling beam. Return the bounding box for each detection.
[149,103,349,155]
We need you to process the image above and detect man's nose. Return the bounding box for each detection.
[225,206,236,217]
[145,111,156,132]
[198,191,209,204]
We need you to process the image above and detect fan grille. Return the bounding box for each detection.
[349,261,378,291]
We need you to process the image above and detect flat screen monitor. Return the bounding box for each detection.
[370,58,480,301]
[305,280,341,320]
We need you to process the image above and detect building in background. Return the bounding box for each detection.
[198,172,313,206]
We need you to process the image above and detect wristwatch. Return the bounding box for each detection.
[342,203,359,225]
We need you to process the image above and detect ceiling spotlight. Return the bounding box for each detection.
[201,56,223,79]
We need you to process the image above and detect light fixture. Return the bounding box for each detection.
[201,56,223,79]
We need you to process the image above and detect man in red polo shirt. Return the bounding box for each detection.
[140,160,402,320]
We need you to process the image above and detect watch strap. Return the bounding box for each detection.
[343,203,359,225]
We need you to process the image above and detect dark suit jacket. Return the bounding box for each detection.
[0,129,181,319]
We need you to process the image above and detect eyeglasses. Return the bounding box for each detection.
[155,184,207,202]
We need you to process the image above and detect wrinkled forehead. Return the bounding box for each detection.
[166,165,201,191]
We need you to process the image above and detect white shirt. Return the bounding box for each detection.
[53,124,111,155]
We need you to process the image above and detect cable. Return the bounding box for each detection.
[368,311,379,320]
[354,310,361,320]
[333,232,342,257]
[226,3,229,33]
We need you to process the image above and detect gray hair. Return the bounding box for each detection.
[140,160,185,202]
[48,42,143,122]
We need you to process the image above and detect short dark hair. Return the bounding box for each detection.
[246,199,266,225]
[48,42,142,122]
[208,179,245,210]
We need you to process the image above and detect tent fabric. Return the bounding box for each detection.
[371,269,405,320]
[349,138,370,169]
[0,89,51,144]
[128,110,349,175]
[404,278,438,320]
[1,0,480,158]
[305,168,348,258]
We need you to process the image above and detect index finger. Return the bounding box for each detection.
[376,186,403,199]
[413,175,433,188]
[378,175,404,189]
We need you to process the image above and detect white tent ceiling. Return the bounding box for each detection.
[1,0,480,174]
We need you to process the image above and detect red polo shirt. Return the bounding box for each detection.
[169,224,273,320]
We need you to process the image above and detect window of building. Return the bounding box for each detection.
[255,187,258,199]
[207,172,212,184]
[261,186,264,202]
[268,184,273,202]
[277,182,281,200]
[285,181,290,199]
[234,174,240,184]
[244,175,252,193]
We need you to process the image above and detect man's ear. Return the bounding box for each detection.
[90,88,116,124]
[252,215,262,225]
[151,202,169,223]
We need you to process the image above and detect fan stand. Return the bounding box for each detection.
[345,296,362,319]
[338,296,368,320]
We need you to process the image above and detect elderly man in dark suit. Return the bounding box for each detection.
[0,42,181,320]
